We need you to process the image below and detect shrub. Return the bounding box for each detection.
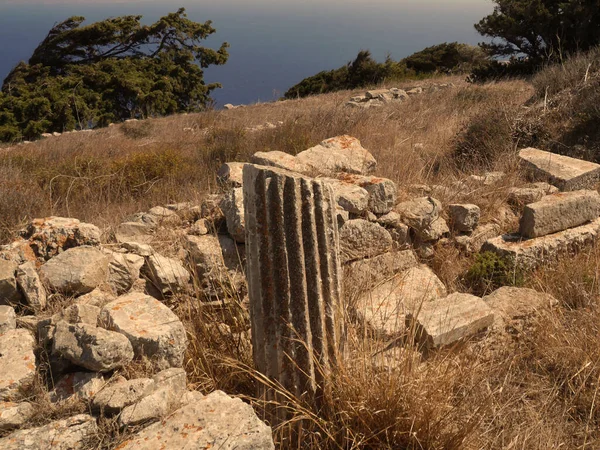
[464,251,523,296]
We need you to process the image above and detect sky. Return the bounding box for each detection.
[0,0,494,105]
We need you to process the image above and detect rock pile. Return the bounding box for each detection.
[0,213,273,448]
[346,83,454,109]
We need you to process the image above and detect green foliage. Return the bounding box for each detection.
[404,42,485,73]
[0,8,228,141]
[284,43,483,99]
[476,0,600,64]
[464,252,524,296]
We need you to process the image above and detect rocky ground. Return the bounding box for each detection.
[2,126,600,448]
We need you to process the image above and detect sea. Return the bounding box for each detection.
[0,0,493,107]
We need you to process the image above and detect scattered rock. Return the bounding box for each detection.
[251,151,313,174]
[0,402,35,431]
[519,147,600,191]
[19,217,101,261]
[75,289,116,308]
[396,196,442,239]
[0,260,20,306]
[454,223,501,253]
[119,368,187,426]
[50,372,105,403]
[0,329,36,401]
[92,377,154,413]
[16,262,46,310]
[0,414,97,450]
[116,390,274,450]
[190,218,210,235]
[345,250,418,290]
[354,264,446,338]
[324,179,370,214]
[339,174,397,214]
[408,293,494,349]
[106,251,144,295]
[466,171,505,186]
[120,241,154,257]
[520,190,600,238]
[217,162,244,188]
[143,254,190,296]
[339,219,393,263]
[507,182,558,206]
[295,136,377,176]
[147,206,182,227]
[0,306,16,334]
[483,286,558,331]
[220,187,245,243]
[52,321,134,372]
[99,292,188,369]
[39,246,109,296]
[448,204,480,233]
[115,222,154,245]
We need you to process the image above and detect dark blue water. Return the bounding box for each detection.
[0,0,493,106]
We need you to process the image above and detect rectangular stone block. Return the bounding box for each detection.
[520,190,600,238]
[519,147,600,191]
[407,293,494,349]
[483,217,600,269]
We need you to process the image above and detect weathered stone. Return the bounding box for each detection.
[344,251,418,290]
[417,217,450,242]
[323,179,370,214]
[0,329,36,401]
[217,162,244,187]
[147,206,182,227]
[53,321,134,372]
[295,135,377,176]
[50,372,105,403]
[92,377,154,413]
[339,219,393,263]
[116,390,274,450]
[106,251,144,295]
[0,240,36,266]
[519,147,600,191]
[75,289,115,308]
[143,254,190,295]
[365,89,391,99]
[0,402,35,431]
[507,182,558,206]
[483,286,558,331]
[39,246,109,296]
[0,260,20,306]
[251,151,313,174]
[0,306,16,334]
[407,293,494,349]
[448,204,480,233]
[388,223,412,249]
[354,265,446,338]
[244,164,343,415]
[119,368,187,426]
[120,241,154,257]
[338,174,397,214]
[0,414,97,450]
[16,262,46,310]
[99,292,188,369]
[19,217,101,261]
[200,193,225,221]
[520,190,600,238]
[220,187,245,243]
[55,304,100,326]
[126,212,159,227]
[190,218,209,235]
[454,223,501,253]
[396,196,442,235]
[115,221,154,245]
[407,87,424,95]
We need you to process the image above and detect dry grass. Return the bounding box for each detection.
[5,71,600,449]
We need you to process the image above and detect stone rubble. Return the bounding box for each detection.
[346,83,454,108]
[2,135,598,447]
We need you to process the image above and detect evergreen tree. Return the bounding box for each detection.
[476,0,600,63]
[0,8,228,141]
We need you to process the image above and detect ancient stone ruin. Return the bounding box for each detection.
[243,164,343,414]
[346,83,454,109]
[2,130,600,447]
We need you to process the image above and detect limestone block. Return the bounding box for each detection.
[448,204,480,233]
[520,190,600,238]
[339,219,393,263]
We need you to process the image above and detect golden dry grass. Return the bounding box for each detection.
[6,73,600,449]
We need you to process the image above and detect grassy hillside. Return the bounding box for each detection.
[4,61,600,448]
